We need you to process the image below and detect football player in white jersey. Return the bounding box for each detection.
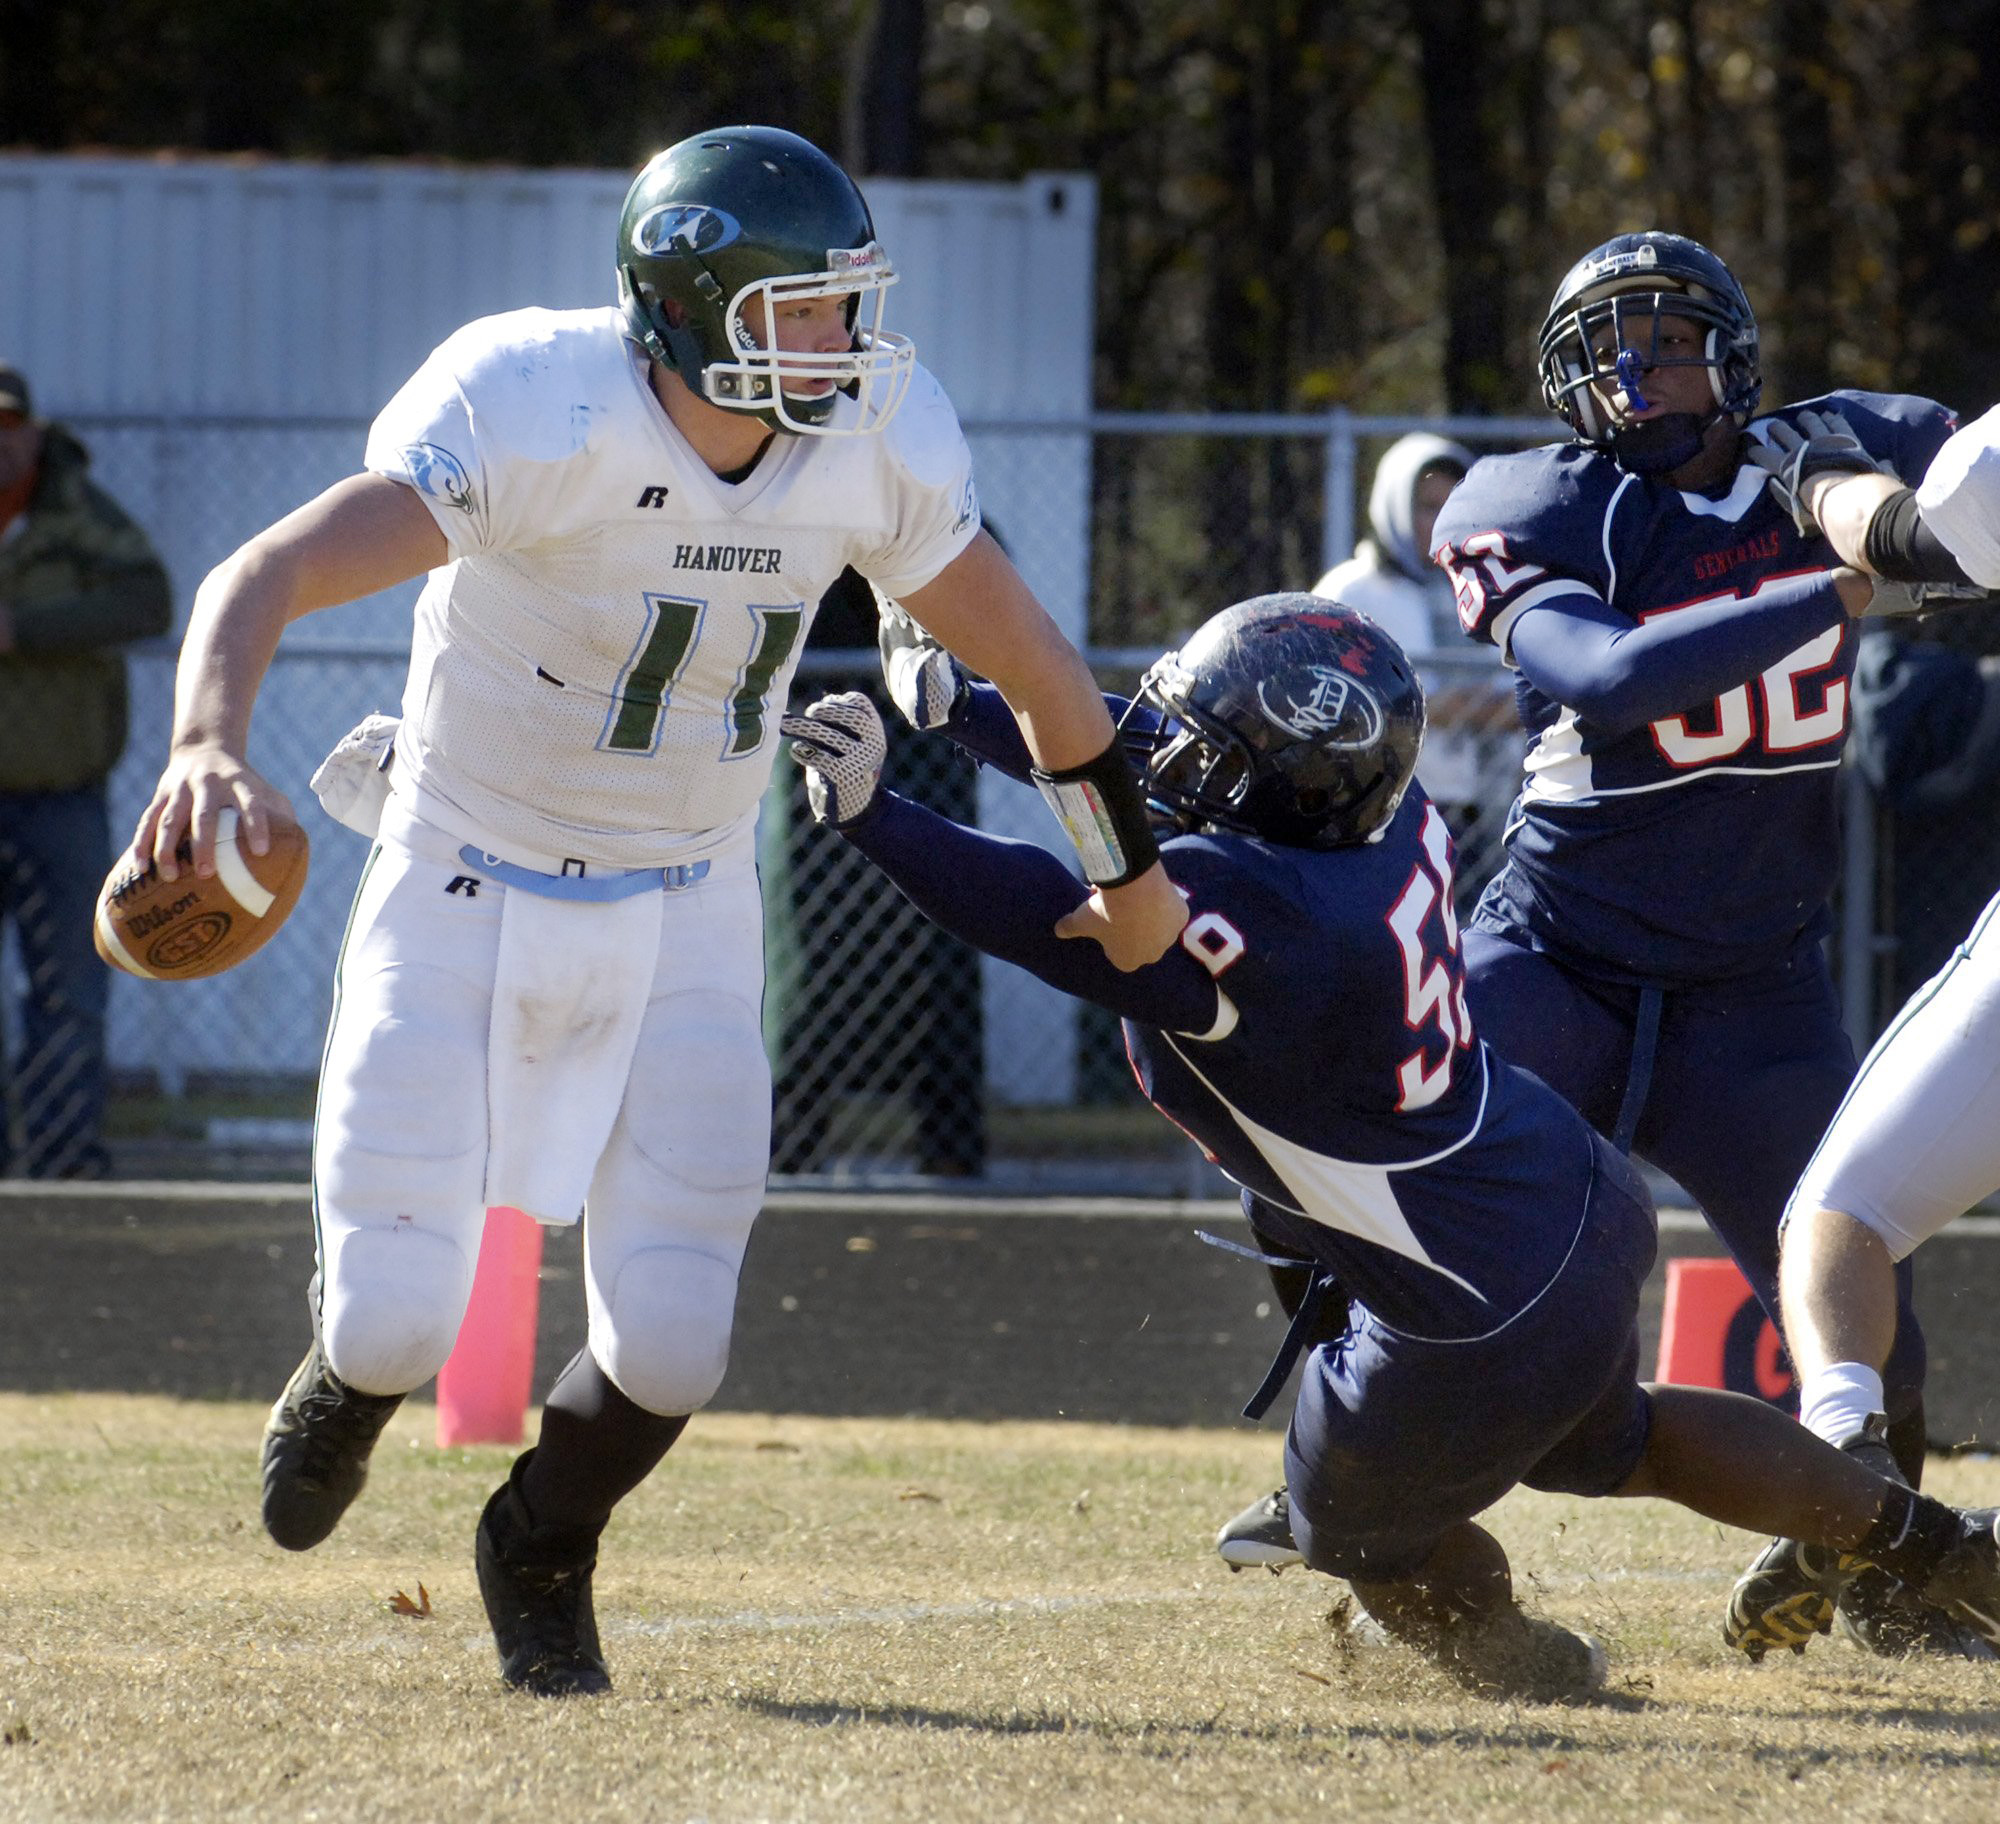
[1725,402,2000,1649]
[128,125,1185,1698]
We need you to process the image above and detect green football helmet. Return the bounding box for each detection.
[616,125,916,436]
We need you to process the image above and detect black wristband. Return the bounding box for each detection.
[1863,487,1976,584]
[1031,736,1161,888]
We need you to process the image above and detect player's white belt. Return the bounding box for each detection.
[458,845,711,902]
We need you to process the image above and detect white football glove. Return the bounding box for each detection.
[783,692,888,827]
[877,598,967,731]
[1745,409,1897,536]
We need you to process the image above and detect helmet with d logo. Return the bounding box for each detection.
[1123,594,1427,850]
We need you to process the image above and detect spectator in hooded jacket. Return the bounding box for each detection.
[1312,432,1516,848]
[0,361,171,1177]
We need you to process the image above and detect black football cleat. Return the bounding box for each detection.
[1723,1420,1902,1661]
[260,1341,405,1551]
[1911,1508,2000,1654]
[476,1458,613,1698]
[1834,1563,2000,1660]
[1723,1534,1861,1659]
[1215,1487,1304,1574]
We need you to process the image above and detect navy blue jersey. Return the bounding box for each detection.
[1434,390,1958,981]
[842,782,1602,1342]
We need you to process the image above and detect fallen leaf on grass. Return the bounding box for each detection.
[387,1584,433,1618]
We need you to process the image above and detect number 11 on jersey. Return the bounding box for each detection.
[602,593,805,758]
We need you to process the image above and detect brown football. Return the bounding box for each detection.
[93,811,310,981]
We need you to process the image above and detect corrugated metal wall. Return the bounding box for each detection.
[0,157,1090,422]
[0,151,1095,1098]
[0,152,1094,629]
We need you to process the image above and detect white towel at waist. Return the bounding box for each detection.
[371,792,749,1227]
[481,880,662,1225]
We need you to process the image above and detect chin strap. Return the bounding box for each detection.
[1608,410,1719,476]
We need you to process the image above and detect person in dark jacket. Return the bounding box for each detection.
[0,360,171,1177]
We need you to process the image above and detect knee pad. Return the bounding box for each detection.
[321,1223,476,1395]
[593,1245,743,1415]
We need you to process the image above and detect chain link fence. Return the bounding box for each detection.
[8,409,1925,1185]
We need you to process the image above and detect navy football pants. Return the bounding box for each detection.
[1460,928,1926,1426]
[1286,1131,1659,1581]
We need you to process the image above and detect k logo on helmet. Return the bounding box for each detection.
[1258,667,1386,749]
[633,203,742,257]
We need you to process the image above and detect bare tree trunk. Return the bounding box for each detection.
[1648,0,1713,242]
[1203,27,1263,583]
[1409,0,1512,412]
[0,0,68,146]
[1895,0,2000,409]
[1771,0,1835,398]
[846,0,927,176]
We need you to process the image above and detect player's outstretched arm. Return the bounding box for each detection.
[1509,569,1870,737]
[879,599,1145,781]
[136,474,447,882]
[898,532,1186,969]
[785,693,1215,1030]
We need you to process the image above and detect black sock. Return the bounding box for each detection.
[514,1349,689,1540]
[1857,1485,1968,1586]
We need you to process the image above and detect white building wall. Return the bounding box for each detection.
[0,152,1092,1103]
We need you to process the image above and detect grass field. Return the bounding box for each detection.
[4,1395,2000,1823]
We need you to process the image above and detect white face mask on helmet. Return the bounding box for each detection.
[705,244,916,436]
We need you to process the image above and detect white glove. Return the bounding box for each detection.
[1746,409,1897,535]
[877,598,967,731]
[783,692,888,827]
[310,712,400,839]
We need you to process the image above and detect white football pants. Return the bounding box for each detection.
[1788,886,2000,1259]
[309,802,770,1413]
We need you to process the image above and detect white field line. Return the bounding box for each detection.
[606,1569,1732,1644]
[0,1570,1740,1666]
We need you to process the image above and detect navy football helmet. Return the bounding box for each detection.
[1538,231,1761,474]
[1123,594,1426,850]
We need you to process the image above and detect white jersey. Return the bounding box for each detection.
[1915,403,2000,589]
[364,306,980,867]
